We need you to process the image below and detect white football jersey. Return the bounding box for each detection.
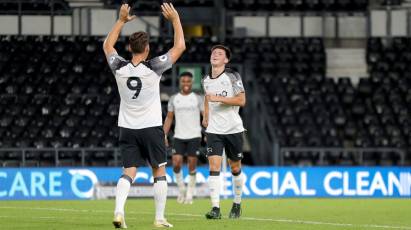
[168,92,203,139]
[202,69,245,134]
[107,52,172,129]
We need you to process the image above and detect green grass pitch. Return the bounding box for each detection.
[1,198,410,229]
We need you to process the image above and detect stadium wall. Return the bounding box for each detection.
[0,167,409,200]
[0,9,408,37]
[232,10,409,37]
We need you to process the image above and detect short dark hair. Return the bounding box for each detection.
[179,72,193,78]
[129,31,149,54]
[211,45,231,60]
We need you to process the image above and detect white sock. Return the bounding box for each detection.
[114,177,132,216]
[208,173,220,208]
[154,179,168,221]
[174,170,185,194]
[186,173,196,199]
[233,172,244,204]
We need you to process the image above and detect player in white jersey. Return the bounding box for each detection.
[202,45,246,219]
[103,3,185,228]
[163,72,204,205]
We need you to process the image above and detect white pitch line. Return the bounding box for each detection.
[0,215,58,220]
[0,206,410,230]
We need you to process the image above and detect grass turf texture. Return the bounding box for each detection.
[0,199,410,230]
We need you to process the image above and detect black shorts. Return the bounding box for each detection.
[206,132,244,161]
[119,126,167,168]
[172,138,201,157]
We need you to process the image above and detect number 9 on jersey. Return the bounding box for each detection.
[127,77,142,99]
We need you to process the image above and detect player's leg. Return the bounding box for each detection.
[172,154,185,203]
[228,159,243,218]
[172,139,186,203]
[113,128,140,228]
[225,132,245,219]
[145,127,173,228]
[113,167,136,228]
[184,138,200,204]
[205,134,224,219]
[184,156,197,204]
[152,165,172,227]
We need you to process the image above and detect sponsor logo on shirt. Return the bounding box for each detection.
[221,80,229,86]
[216,91,228,97]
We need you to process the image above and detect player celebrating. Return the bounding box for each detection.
[163,72,204,204]
[202,45,246,219]
[103,3,185,228]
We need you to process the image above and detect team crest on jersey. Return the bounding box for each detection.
[159,55,168,62]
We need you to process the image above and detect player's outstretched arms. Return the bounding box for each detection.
[161,3,186,64]
[103,4,136,56]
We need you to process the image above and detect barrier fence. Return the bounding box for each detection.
[0,166,409,200]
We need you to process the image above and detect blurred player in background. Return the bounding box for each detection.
[103,3,185,228]
[163,72,204,205]
[202,45,246,219]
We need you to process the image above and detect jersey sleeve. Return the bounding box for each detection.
[227,71,245,95]
[197,94,204,112]
[201,77,207,94]
[106,52,128,74]
[148,52,173,76]
[167,95,175,112]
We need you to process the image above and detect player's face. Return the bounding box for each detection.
[210,49,228,67]
[180,76,192,94]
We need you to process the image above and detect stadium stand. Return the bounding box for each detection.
[0,35,218,166]
[1,35,410,166]
[254,37,409,166]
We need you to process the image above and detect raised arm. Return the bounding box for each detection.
[161,3,186,64]
[103,4,136,56]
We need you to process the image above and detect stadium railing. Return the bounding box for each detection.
[280,147,407,165]
[0,147,120,167]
